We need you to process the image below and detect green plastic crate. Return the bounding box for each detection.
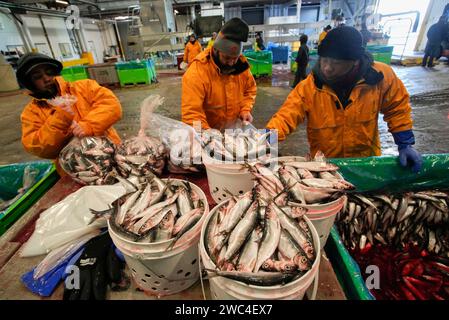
[325,154,449,300]
[371,52,393,65]
[244,50,273,77]
[116,60,153,86]
[61,66,89,82]
[325,227,375,300]
[367,45,394,65]
[0,161,59,236]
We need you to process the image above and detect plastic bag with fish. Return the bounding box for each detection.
[145,112,204,174]
[115,95,167,177]
[59,136,117,185]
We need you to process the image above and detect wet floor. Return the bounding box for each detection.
[0,63,448,165]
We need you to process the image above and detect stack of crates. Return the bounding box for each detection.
[243,50,273,78]
[60,66,89,82]
[366,45,394,65]
[115,59,156,87]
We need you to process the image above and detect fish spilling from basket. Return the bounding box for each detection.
[204,187,317,286]
[89,176,205,248]
[59,136,117,185]
[246,152,355,206]
[336,190,449,258]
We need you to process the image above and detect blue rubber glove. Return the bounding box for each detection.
[392,130,423,173]
[21,246,85,297]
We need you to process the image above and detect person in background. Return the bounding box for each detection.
[292,34,309,88]
[207,32,218,48]
[318,25,332,45]
[254,32,266,51]
[360,21,372,47]
[181,18,257,131]
[16,52,122,176]
[266,26,422,173]
[183,34,202,67]
[422,16,449,67]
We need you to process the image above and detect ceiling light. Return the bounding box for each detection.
[55,0,68,5]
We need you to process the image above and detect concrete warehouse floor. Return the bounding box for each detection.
[0,63,448,165]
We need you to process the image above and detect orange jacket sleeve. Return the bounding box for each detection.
[21,104,74,159]
[181,64,210,129]
[379,66,413,133]
[75,79,123,136]
[240,69,257,114]
[266,84,307,141]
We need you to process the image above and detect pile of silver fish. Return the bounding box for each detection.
[336,191,449,257]
[115,130,167,178]
[204,189,316,286]
[202,129,272,162]
[59,137,116,185]
[246,153,354,206]
[95,176,205,247]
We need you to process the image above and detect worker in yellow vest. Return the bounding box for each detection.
[318,25,332,45]
[207,32,217,48]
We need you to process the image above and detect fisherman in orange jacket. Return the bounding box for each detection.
[181,18,257,130]
[183,34,203,67]
[17,53,122,175]
[266,26,422,173]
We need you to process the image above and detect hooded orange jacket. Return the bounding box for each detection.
[183,41,202,65]
[21,76,122,174]
[181,48,257,130]
[266,61,413,158]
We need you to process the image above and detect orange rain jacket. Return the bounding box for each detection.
[183,41,203,65]
[181,47,257,130]
[21,76,122,173]
[266,61,413,158]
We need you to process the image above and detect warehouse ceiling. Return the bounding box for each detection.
[2,0,322,19]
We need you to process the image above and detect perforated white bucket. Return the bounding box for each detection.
[296,196,346,250]
[202,150,256,203]
[270,156,346,249]
[108,179,209,296]
[199,200,321,300]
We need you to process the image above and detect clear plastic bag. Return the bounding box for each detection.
[146,113,204,173]
[20,183,128,257]
[59,136,116,185]
[47,94,78,109]
[115,95,168,177]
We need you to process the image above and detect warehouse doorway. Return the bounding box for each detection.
[376,0,431,56]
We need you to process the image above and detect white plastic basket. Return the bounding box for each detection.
[202,150,256,203]
[199,199,321,300]
[270,156,346,249]
[108,179,209,296]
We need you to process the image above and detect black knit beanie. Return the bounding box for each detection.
[318,26,365,61]
[213,17,249,57]
[16,52,63,90]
